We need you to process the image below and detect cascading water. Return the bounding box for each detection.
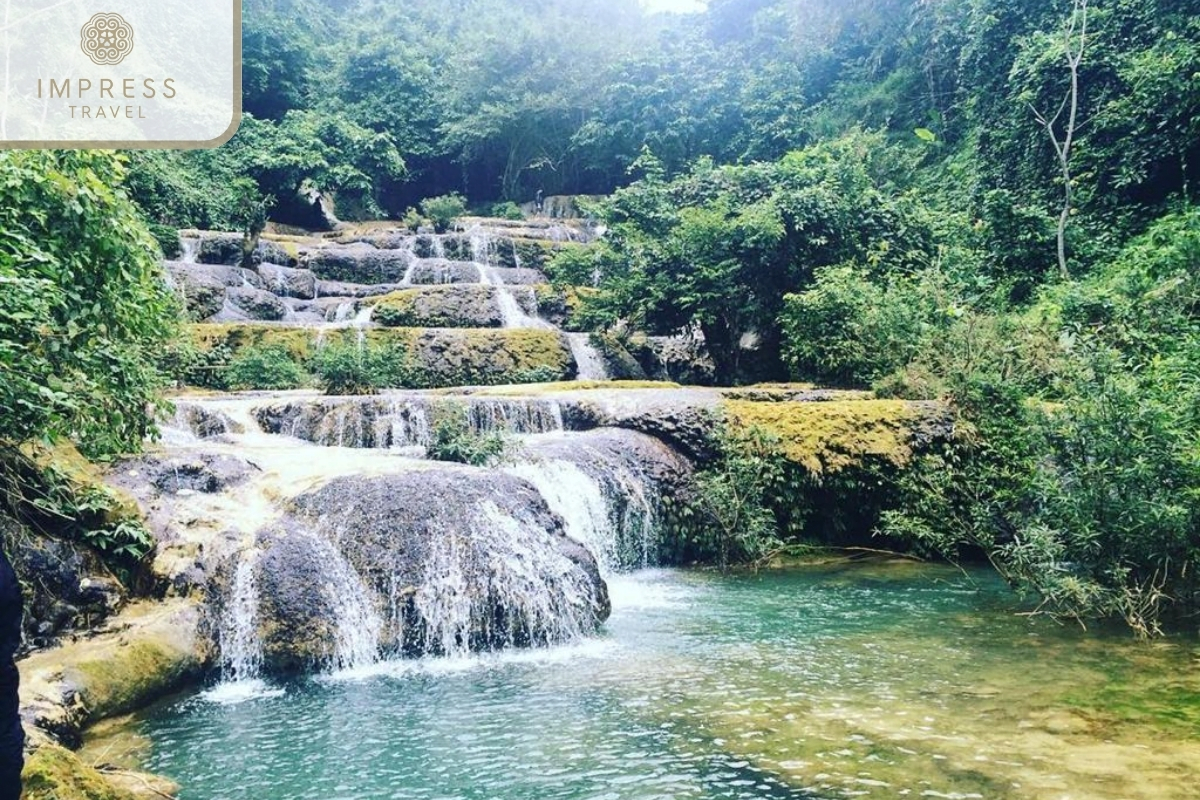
[505,431,675,574]
[469,226,548,329]
[301,532,382,671]
[219,552,265,683]
[409,502,598,657]
[565,333,611,381]
[255,396,564,450]
[180,236,200,264]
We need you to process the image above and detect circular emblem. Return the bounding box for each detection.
[80,13,134,66]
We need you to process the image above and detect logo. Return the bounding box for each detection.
[80,13,134,66]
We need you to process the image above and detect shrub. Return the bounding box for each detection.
[311,340,381,395]
[687,423,785,569]
[419,193,467,232]
[780,265,947,387]
[147,222,181,259]
[223,344,308,390]
[312,338,425,394]
[425,403,510,466]
[486,201,524,220]
[0,150,179,457]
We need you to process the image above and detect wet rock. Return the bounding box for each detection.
[492,266,548,285]
[106,452,257,592]
[249,468,610,673]
[257,262,318,299]
[636,333,717,385]
[256,239,295,267]
[405,259,480,285]
[371,285,507,328]
[313,279,410,298]
[517,429,694,568]
[193,233,243,265]
[165,261,262,321]
[19,600,209,747]
[1,514,127,649]
[253,395,563,449]
[226,286,287,321]
[165,401,244,440]
[304,243,414,283]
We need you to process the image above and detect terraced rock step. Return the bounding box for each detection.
[172,217,614,383]
[192,323,577,386]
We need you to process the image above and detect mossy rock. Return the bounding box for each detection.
[20,600,208,744]
[21,744,137,800]
[722,398,928,474]
[191,323,317,360]
[395,328,572,386]
[188,324,573,388]
[368,285,509,328]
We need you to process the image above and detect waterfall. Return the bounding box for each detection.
[256,396,564,449]
[409,502,596,657]
[469,226,548,329]
[180,236,200,264]
[565,333,611,381]
[303,532,382,671]
[219,552,265,682]
[505,434,666,573]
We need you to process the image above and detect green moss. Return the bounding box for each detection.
[68,639,198,720]
[723,399,922,474]
[187,324,573,389]
[21,744,137,800]
[367,285,501,328]
[471,379,682,396]
[190,323,317,360]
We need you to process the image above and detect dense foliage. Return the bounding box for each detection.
[0,151,178,458]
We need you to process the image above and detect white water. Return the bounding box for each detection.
[565,332,611,380]
[505,445,660,574]
[219,552,265,683]
[180,236,200,264]
[469,226,550,330]
[304,532,383,671]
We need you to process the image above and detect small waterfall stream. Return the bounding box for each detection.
[304,532,382,671]
[219,552,264,683]
[469,225,549,330]
[565,333,611,381]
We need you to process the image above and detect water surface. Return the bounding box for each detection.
[127,563,1200,799]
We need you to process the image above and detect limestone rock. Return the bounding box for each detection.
[246,468,610,673]
[257,262,318,299]
[226,286,287,321]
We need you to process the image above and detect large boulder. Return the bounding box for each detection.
[164,261,261,321]
[226,286,287,321]
[370,285,533,328]
[244,468,610,673]
[405,258,482,285]
[257,262,318,299]
[304,243,414,283]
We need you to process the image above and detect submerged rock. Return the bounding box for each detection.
[242,468,610,674]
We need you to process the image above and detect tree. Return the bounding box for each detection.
[1028,0,1089,279]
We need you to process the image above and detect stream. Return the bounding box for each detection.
[118,563,1200,800]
